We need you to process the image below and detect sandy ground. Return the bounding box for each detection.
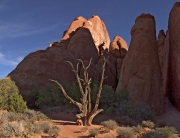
[41,102,180,138]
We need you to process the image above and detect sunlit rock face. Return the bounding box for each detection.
[168,2,180,111]
[109,36,128,80]
[116,13,164,114]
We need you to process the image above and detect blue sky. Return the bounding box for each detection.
[0,0,178,78]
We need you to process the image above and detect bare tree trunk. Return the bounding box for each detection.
[50,56,108,126]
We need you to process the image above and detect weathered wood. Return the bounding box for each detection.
[50,57,108,126]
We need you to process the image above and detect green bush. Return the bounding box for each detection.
[92,84,128,114]
[0,78,27,113]
[141,120,155,129]
[30,82,80,108]
[8,92,27,113]
[100,119,119,130]
[119,101,155,122]
[116,126,134,138]
[30,81,129,115]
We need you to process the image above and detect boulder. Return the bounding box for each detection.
[168,2,180,110]
[116,13,164,114]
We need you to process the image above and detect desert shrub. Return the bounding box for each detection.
[138,131,164,138]
[155,126,178,138]
[132,124,143,134]
[89,129,99,137]
[117,116,137,126]
[141,120,155,129]
[21,109,49,123]
[22,109,38,123]
[41,121,52,133]
[116,127,134,138]
[0,110,59,137]
[0,112,19,123]
[0,78,27,113]
[0,122,25,137]
[0,123,16,137]
[47,125,60,137]
[119,101,155,122]
[30,123,44,134]
[100,119,119,130]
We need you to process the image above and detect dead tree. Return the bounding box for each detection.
[50,57,108,126]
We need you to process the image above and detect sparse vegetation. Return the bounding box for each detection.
[0,110,59,137]
[100,119,119,130]
[116,126,134,138]
[89,128,99,137]
[0,112,19,123]
[141,120,155,129]
[132,124,143,134]
[47,125,60,137]
[0,78,27,113]
[155,126,178,138]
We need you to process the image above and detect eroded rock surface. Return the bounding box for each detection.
[116,14,164,114]
[109,36,128,80]
[157,30,169,96]
[168,2,180,110]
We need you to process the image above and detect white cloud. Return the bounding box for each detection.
[0,52,23,66]
[0,22,59,40]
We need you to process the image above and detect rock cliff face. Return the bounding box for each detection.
[109,36,128,80]
[116,14,164,114]
[8,15,117,104]
[168,2,180,110]
[9,3,180,114]
[157,30,169,96]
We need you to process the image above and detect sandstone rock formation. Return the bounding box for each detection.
[53,15,110,52]
[109,36,128,80]
[8,15,116,104]
[168,2,180,110]
[157,30,169,96]
[116,14,164,114]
